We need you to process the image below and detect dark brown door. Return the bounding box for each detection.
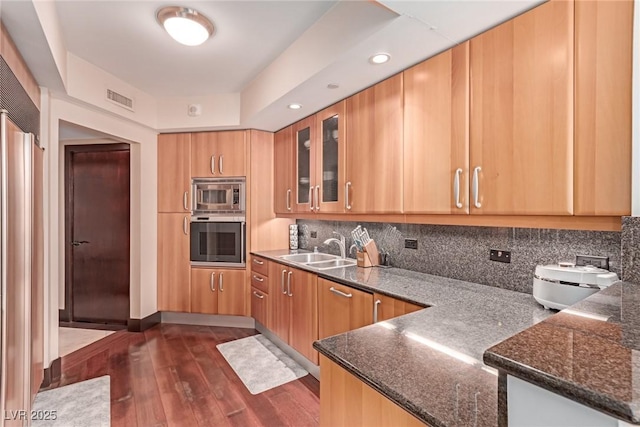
[64,144,130,325]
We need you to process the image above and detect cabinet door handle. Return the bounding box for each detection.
[210,272,216,292]
[309,187,314,212]
[210,155,216,174]
[219,272,224,292]
[281,269,287,294]
[253,258,264,265]
[315,185,320,211]
[454,168,463,209]
[183,216,188,235]
[252,275,264,282]
[183,191,189,211]
[374,299,381,322]
[286,189,292,211]
[330,287,352,298]
[472,166,482,208]
[253,291,264,299]
[345,181,352,210]
[287,271,293,297]
[219,155,224,175]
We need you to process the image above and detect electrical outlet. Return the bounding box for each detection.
[404,239,418,250]
[310,231,317,238]
[490,249,511,263]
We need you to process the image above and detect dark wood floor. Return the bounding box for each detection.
[53,324,320,427]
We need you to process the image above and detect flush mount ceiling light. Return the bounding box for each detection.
[288,103,302,110]
[369,53,391,65]
[157,6,214,46]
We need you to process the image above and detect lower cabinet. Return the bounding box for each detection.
[191,268,245,315]
[318,278,373,339]
[320,355,427,427]
[157,213,191,312]
[373,292,423,322]
[269,262,319,364]
[250,287,270,328]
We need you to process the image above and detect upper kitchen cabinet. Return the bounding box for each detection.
[404,43,469,214]
[292,116,317,212]
[574,0,633,215]
[315,101,347,213]
[192,131,247,177]
[469,0,573,215]
[274,126,294,214]
[158,133,191,213]
[346,74,404,213]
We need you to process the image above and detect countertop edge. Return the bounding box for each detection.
[313,341,446,427]
[482,350,639,424]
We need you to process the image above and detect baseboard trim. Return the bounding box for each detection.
[128,311,161,332]
[255,322,320,380]
[41,357,61,389]
[160,312,255,329]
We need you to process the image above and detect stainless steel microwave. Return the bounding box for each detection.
[192,178,245,215]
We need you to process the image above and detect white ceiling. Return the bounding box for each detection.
[1,0,544,132]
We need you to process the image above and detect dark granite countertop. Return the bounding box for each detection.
[252,249,552,426]
[484,281,640,424]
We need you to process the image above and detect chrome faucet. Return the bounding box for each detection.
[323,232,346,259]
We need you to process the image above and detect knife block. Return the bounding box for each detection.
[357,241,380,268]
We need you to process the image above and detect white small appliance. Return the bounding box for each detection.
[533,264,619,310]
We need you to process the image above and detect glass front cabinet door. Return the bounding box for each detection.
[293,117,316,212]
[315,101,346,212]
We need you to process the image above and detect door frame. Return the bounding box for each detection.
[61,143,131,324]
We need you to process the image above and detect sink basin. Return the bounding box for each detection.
[280,253,339,263]
[306,259,357,270]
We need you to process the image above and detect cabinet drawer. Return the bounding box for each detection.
[251,272,269,294]
[251,256,269,276]
[251,287,270,328]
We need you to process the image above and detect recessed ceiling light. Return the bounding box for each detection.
[157,6,214,46]
[288,103,302,110]
[369,53,391,65]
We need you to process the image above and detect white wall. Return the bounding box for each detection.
[41,91,158,366]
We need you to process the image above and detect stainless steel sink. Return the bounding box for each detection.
[306,258,357,270]
[280,253,339,263]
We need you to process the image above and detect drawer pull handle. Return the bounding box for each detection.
[253,259,264,265]
[330,287,352,298]
[374,299,381,322]
[252,275,264,282]
[253,291,264,299]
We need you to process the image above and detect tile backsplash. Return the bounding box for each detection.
[297,219,623,294]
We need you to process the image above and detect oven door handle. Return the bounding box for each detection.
[241,222,246,264]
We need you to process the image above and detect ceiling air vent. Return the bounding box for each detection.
[106,89,134,111]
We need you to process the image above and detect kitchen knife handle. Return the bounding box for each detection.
[374,299,381,322]
[183,191,189,211]
[309,187,314,212]
[183,216,188,235]
[315,185,320,211]
[454,168,463,209]
[210,272,216,292]
[210,155,216,174]
[281,269,287,294]
[219,155,224,175]
[219,272,224,292]
[345,181,352,210]
[472,166,482,208]
[287,271,293,297]
[286,189,292,211]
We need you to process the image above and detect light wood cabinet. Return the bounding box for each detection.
[158,133,191,213]
[404,43,469,214]
[320,355,427,427]
[191,131,247,177]
[157,213,191,312]
[191,268,245,315]
[574,0,633,215]
[251,287,270,328]
[373,293,423,323]
[273,127,294,214]
[268,262,318,364]
[318,278,373,339]
[292,116,317,212]
[346,74,404,213]
[315,101,347,213]
[469,0,574,215]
